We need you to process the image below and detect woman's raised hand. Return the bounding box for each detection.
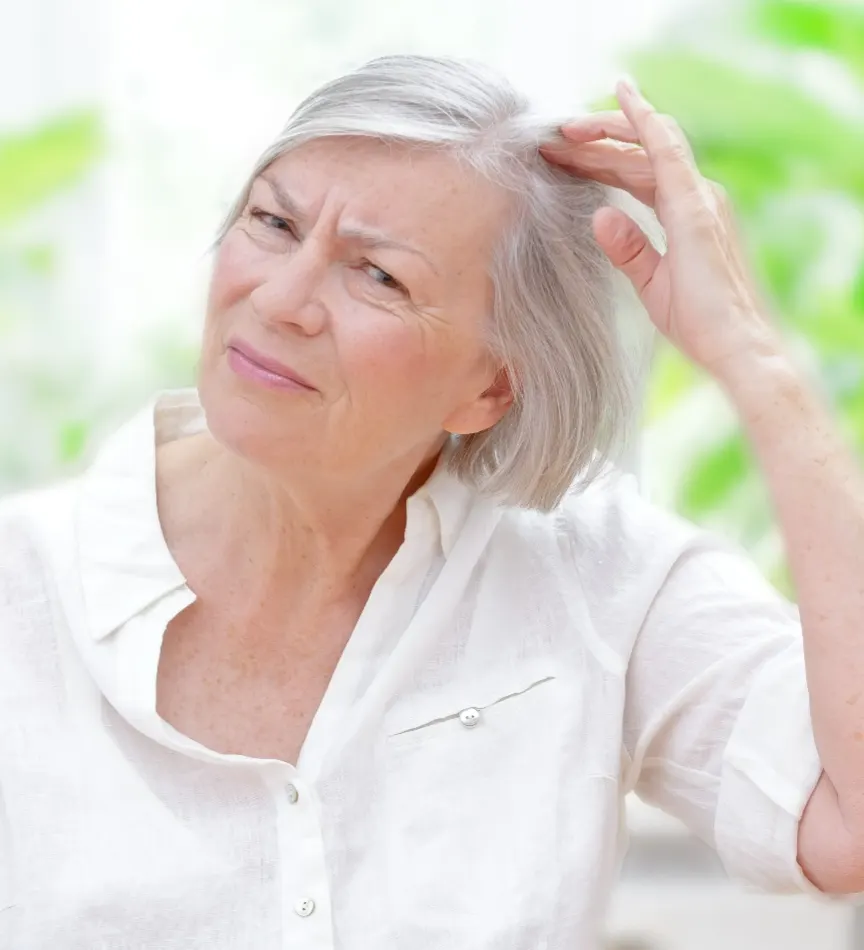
[540,77,781,379]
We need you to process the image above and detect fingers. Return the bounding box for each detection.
[614,78,702,201]
[541,106,654,208]
[593,206,660,296]
[540,138,645,169]
[539,139,657,208]
[559,111,640,145]
[540,78,708,222]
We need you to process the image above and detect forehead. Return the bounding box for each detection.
[260,137,512,271]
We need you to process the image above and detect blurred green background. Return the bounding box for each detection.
[3,0,863,597]
[0,111,102,487]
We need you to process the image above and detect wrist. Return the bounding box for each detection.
[713,338,813,438]
[706,326,797,397]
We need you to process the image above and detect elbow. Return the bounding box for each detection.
[798,776,864,894]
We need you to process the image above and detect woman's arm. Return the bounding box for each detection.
[718,342,864,893]
[542,75,864,892]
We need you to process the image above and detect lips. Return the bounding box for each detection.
[226,337,316,390]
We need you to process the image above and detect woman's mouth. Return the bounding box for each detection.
[226,338,317,393]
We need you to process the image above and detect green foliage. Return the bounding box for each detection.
[0,111,103,492]
[0,112,101,226]
[628,51,864,197]
[748,0,864,83]
[643,345,700,422]
[678,432,752,514]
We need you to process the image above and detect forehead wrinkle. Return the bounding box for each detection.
[258,174,440,276]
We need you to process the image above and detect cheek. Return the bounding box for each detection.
[337,316,462,407]
[206,232,258,317]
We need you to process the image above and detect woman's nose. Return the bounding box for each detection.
[249,241,329,335]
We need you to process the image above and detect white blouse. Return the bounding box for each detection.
[0,388,824,949]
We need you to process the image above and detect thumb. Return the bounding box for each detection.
[592,206,660,295]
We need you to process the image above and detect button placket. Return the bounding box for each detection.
[264,768,331,944]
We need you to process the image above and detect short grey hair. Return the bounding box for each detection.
[216,54,661,511]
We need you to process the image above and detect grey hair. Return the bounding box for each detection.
[216,54,662,511]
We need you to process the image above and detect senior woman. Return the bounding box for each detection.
[2,53,864,949]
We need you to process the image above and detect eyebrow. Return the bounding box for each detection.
[259,175,440,275]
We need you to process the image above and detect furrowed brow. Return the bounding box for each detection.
[258,176,439,275]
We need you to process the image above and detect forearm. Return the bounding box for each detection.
[716,334,864,826]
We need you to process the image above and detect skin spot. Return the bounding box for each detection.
[848,692,862,706]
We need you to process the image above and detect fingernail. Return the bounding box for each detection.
[618,73,640,96]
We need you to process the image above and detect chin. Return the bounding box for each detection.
[197,358,304,467]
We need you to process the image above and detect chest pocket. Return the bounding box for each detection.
[377,663,615,945]
[384,667,559,747]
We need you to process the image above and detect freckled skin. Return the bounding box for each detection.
[154,139,515,764]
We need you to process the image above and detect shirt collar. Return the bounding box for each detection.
[76,387,477,642]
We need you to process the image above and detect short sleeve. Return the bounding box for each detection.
[622,533,824,894]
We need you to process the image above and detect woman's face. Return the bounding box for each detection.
[198,137,514,481]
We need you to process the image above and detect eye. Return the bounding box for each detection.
[248,208,298,237]
[361,261,405,293]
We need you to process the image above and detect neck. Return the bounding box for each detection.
[157,431,446,619]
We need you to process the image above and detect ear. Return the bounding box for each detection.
[442,367,515,436]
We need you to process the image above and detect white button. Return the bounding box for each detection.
[294,897,315,917]
[458,707,481,727]
[285,783,299,804]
